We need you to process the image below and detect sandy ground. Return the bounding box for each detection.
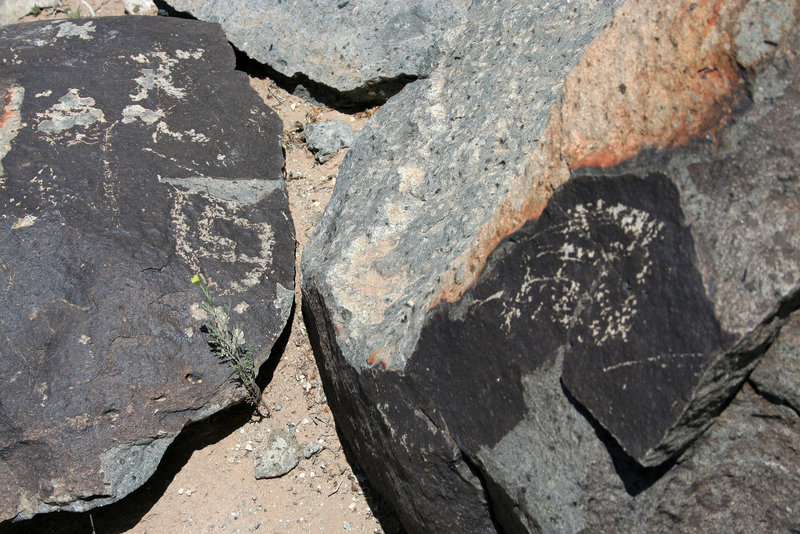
[5,2,402,534]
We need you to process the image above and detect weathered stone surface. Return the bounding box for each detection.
[161,0,469,104]
[305,120,354,163]
[580,384,800,534]
[750,310,800,413]
[0,17,293,522]
[302,0,800,531]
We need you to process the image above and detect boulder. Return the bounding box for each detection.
[301,0,800,531]
[305,120,354,163]
[160,0,470,105]
[0,1,59,26]
[0,17,294,523]
[122,0,157,16]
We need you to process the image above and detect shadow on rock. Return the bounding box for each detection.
[0,311,293,534]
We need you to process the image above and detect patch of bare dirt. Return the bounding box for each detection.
[4,3,402,534]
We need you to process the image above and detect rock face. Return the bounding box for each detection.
[161,0,469,105]
[0,17,294,522]
[750,310,800,413]
[302,0,800,532]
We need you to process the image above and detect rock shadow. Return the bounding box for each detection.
[0,307,293,534]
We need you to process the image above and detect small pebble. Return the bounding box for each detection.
[274,404,282,411]
[343,522,355,531]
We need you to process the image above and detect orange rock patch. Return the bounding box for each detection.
[436,0,748,306]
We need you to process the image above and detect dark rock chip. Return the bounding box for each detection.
[305,120,354,163]
[0,17,293,522]
[160,0,470,105]
[302,0,800,531]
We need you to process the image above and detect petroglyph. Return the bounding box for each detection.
[500,199,664,346]
[36,89,105,135]
[152,121,208,143]
[168,185,277,294]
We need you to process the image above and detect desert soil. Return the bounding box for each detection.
[6,2,402,534]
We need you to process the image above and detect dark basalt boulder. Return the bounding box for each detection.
[301,0,800,531]
[161,0,470,105]
[0,17,293,522]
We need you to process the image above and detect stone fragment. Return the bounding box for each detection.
[253,430,301,479]
[302,441,323,459]
[160,0,469,104]
[122,0,157,16]
[750,311,800,413]
[0,17,294,523]
[305,120,354,163]
[302,0,800,531]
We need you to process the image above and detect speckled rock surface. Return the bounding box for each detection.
[302,0,800,531]
[750,310,800,413]
[161,0,470,105]
[253,429,301,479]
[305,120,354,163]
[0,17,293,522]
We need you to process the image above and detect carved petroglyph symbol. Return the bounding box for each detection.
[168,182,276,294]
[501,198,664,346]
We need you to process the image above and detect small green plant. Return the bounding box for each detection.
[27,5,44,16]
[191,274,267,413]
[66,7,80,18]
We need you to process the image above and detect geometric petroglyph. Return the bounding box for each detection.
[169,183,277,293]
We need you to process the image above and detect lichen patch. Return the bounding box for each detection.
[121,104,164,125]
[55,21,96,40]
[36,89,105,134]
[129,50,197,101]
[11,214,37,229]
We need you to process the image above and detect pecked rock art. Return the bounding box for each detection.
[0,17,293,523]
[302,0,800,531]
